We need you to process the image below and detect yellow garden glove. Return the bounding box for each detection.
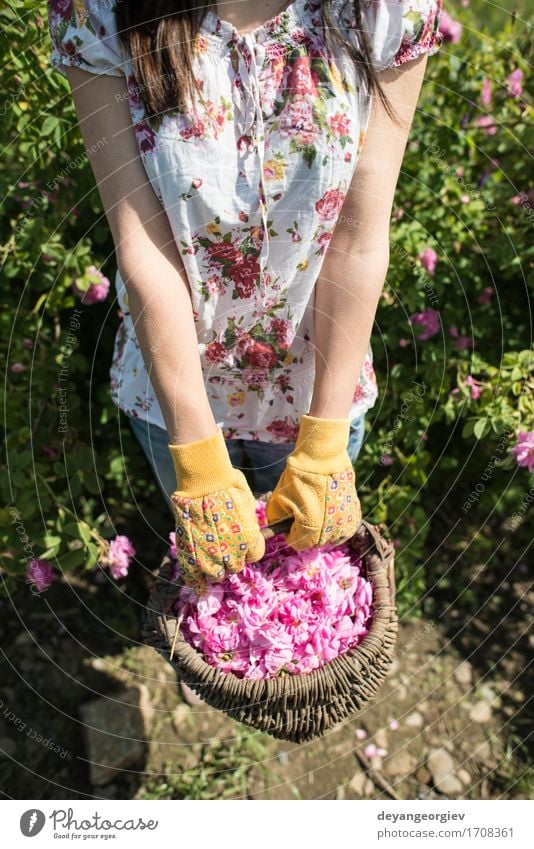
[168,427,265,593]
[266,413,362,550]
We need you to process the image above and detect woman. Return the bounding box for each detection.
[46,0,443,592]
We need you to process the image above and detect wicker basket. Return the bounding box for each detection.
[142,495,398,743]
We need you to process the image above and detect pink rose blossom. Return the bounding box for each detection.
[10,362,26,373]
[511,431,534,472]
[480,78,492,106]
[102,534,136,579]
[418,247,439,275]
[355,728,368,740]
[72,265,110,305]
[476,116,497,136]
[477,286,494,304]
[506,69,523,98]
[449,326,473,350]
[409,308,440,340]
[364,743,388,759]
[171,499,374,679]
[389,719,400,730]
[27,559,54,591]
[439,11,462,44]
[465,375,484,400]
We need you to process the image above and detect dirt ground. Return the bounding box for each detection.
[1,539,531,800]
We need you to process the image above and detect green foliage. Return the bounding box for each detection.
[137,732,270,800]
[0,2,155,592]
[1,3,532,615]
[360,6,533,612]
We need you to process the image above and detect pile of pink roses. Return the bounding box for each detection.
[169,500,374,679]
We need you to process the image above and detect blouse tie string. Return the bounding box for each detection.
[232,35,270,299]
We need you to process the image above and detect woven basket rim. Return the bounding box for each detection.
[143,518,397,699]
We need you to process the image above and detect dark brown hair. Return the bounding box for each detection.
[114,1,393,119]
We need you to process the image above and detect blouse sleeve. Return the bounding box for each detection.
[335,0,443,73]
[46,0,125,79]
[362,0,444,71]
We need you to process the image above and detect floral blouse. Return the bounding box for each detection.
[47,0,443,443]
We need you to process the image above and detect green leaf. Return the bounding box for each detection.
[59,548,86,570]
[41,116,60,136]
[473,418,491,440]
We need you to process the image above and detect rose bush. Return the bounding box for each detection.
[1,4,532,615]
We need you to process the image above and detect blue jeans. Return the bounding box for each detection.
[128,413,366,513]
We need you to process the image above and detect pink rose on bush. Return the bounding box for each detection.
[439,11,462,44]
[507,69,523,98]
[476,116,497,136]
[477,286,494,305]
[465,375,483,400]
[449,325,473,350]
[418,247,438,275]
[27,559,54,591]
[480,78,492,106]
[101,534,136,579]
[72,265,110,305]
[409,308,440,340]
[511,431,534,472]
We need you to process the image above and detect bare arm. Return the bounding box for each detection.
[62,66,217,445]
[309,55,429,419]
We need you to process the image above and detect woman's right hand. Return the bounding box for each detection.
[168,426,265,593]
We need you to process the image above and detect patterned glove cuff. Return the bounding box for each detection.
[289,413,352,473]
[168,426,234,496]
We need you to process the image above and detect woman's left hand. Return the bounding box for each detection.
[265,414,362,550]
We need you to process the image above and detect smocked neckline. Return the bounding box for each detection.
[199,0,321,44]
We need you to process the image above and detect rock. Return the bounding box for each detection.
[79,684,154,786]
[405,711,424,729]
[473,741,491,761]
[0,737,17,758]
[479,686,501,708]
[172,703,192,732]
[469,701,492,723]
[427,748,463,795]
[454,661,473,685]
[416,766,431,785]
[349,771,367,796]
[375,729,389,748]
[363,779,375,796]
[384,750,417,778]
[479,684,496,702]
[458,768,472,786]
